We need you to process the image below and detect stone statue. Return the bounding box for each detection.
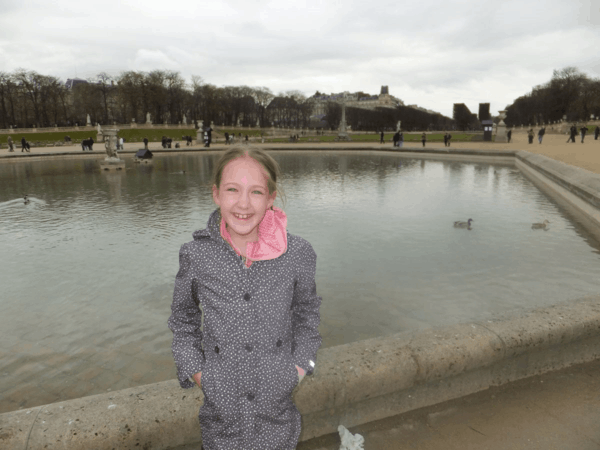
[396,121,401,132]
[182,114,187,125]
[97,123,102,134]
[146,112,152,124]
[86,114,91,126]
[256,118,260,127]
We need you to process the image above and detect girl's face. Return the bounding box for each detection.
[212,156,276,243]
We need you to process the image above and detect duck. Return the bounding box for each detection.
[23,195,30,205]
[454,219,473,228]
[532,219,550,229]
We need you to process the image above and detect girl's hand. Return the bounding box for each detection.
[192,371,202,388]
[295,365,306,383]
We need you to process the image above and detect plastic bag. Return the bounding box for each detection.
[338,425,365,450]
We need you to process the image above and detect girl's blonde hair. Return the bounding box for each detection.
[211,145,286,209]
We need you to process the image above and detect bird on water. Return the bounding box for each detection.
[454,218,473,228]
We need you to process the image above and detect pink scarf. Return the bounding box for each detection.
[220,206,288,268]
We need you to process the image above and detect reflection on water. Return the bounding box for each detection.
[1,150,600,412]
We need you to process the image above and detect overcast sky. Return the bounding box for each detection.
[1,0,598,117]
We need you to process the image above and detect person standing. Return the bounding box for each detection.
[143,137,149,150]
[580,124,589,143]
[538,127,545,144]
[7,136,14,152]
[380,131,384,144]
[168,147,321,450]
[393,131,399,147]
[567,124,577,143]
[445,132,452,147]
[443,133,448,147]
[595,125,600,140]
[507,129,512,143]
[528,128,534,144]
[398,132,404,148]
[119,137,124,150]
[21,137,27,152]
[421,132,426,147]
[224,132,230,145]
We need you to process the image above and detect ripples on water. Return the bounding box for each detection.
[1,151,600,405]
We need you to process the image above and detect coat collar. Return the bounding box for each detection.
[193,207,288,266]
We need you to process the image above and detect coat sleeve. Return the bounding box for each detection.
[291,240,322,377]
[167,243,205,389]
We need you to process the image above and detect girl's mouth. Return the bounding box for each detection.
[233,213,253,221]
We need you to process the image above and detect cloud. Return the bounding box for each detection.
[0,0,598,117]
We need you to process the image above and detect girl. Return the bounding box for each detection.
[168,146,322,450]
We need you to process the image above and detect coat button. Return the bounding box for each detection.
[247,393,255,401]
[214,346,219,354]
[245,344,253,352]
[276,339,282,347]
[243,293,251,301]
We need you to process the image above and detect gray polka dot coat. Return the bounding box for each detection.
[168,208,322,450]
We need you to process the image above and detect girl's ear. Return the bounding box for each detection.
[212,185,220,206]
[267,191,277,210]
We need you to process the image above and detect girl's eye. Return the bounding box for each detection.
[226,188,263,194]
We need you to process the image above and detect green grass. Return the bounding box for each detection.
[1,129,483,148]
[0,128,198,147]
[267,133,478,143]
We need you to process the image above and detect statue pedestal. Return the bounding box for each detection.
[100,157,125,171]
[494,110,508,143]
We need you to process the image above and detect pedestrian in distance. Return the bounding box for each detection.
[445,132,452,147]
[224,132,230,145]
[538,127,545,144]
[398,131,404,148]
[567,124,577,143]
[21,137,29,152]
[119,137,124,150]
[168,146,321,450]
[7,136,14,152]
[393,131,399,147]
[143,137,149,150]
[595,125,599,140]
[580,124,589,143]
[443,133,448,147]
[421,132,426,147]
[507,129,512,143]
[528,128,534,144]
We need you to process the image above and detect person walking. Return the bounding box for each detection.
[567,124,577,143]
[538,127,545,144]
[224,132,230,145]
[143,137,149,150]
[380,131,384,144]
[595,125,599,140]
[444,132,452,147]
[528,128,534,144]
[393,131,399,147]
[443,133,448,147]
[421,132,426,147]
[7,136,14,152]
[398,131,404,148]
[580,124,589,143]
[168,147,321,450]
[119,137,124,150]
[507,129,512,143]
[21,137,28,152]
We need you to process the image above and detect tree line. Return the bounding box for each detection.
[0,68,458,132]
[0,69,314,130]
[504,67,600,127]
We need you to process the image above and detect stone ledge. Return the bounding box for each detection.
[1,295,599,449]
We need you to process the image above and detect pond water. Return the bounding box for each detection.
[1,150,600,412]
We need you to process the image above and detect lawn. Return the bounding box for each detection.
[0,128,197,147]
[266,133,478,143]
